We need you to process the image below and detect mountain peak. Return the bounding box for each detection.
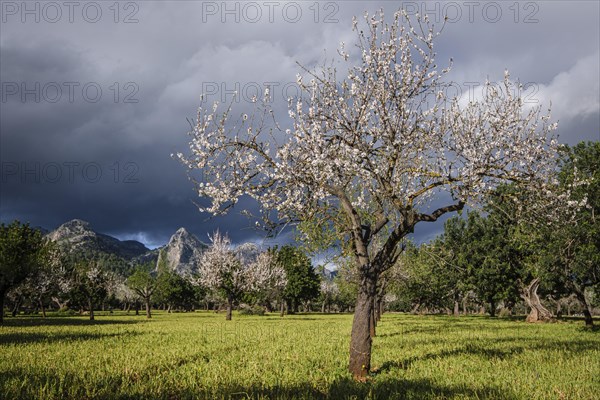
[47,219,149,260]
[60,219,92,230]
[48,219,94,241]
[160,227,206,275]
[174,227,190,236]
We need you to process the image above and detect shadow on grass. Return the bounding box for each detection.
[0,317,143,327]
[205,377,515,400]
[375,343,525,373]
[0,330,141,345]
[374,336,599,376]
[0,368,516,400]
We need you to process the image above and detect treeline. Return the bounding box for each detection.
[2,142,598,326]
[0,226,325,322]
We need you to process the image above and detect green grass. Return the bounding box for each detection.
[1,312,598,399]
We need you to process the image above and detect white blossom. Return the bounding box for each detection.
[176,9,559,269]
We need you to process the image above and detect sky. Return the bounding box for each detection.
[1,0,599,251]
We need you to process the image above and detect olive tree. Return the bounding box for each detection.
[0,221,50,323]
[175,10,559,379]
[127,263,158,319]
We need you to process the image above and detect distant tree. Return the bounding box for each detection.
[539,142,600,326]
[320,280,339,313]
[484,186,556,322]
[17,263,56,318]
[391,242,455,314]
[127,262,158,318]
[331,260,359,313]
[66,251,114,320]
[437,216,473,315]
[277,246,320,314]
[198,231,250,320]
[114,277,136,312]
[438,210,525,317]
[156,270,199,312]
[246,250,287,316]
[0,221,50,323]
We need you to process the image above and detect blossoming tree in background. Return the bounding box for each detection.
[198,231,286,320]
[197,231,245,321]
[176,10,559,379]
[247,250,287,316]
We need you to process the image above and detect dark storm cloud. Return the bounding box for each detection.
[1,1,599,251]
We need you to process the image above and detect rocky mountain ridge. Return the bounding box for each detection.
[46,219,207,275]
[47,219,149,260]
[156,227,208,276]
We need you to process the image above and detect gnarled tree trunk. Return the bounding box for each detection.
[521,278,553,322]
[52,297,69,310]
[348,270,377,380]
[11,296,21,318]
[411,302,421,314]
[573,288,593,326]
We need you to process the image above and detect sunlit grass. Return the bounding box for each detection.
[1,311,598,399]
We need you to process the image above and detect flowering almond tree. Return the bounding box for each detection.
[247,250,287,314]
[197,231,245,320]
[176,10,559,379]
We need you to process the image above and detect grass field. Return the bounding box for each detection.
[1,312,598,399]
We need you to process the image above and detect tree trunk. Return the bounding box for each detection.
[145,297,152,319]
[321,301,326,313]
[226,296,233,321]
[411,302,421,314]
[348,271,377,380]
[374,298,381,322]
[521,278,553,322]
[280,301,285,317]
[462,296,468,315]
[135,302,139,316]
[39,299,47,319]
[88,298,95,321]
[489,300,496,317]
[370,300,376,338]
[264,301,272,313]
[574,289,593,326]
[555,299,563,319]
[453,297,460,317]
[0,290,5,323]
[11,297,21,317]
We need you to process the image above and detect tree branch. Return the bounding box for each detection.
[417,201,465,222]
